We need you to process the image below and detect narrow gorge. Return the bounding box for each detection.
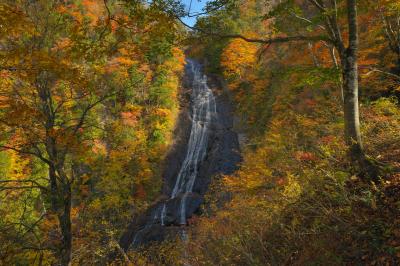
[119,59,242,251]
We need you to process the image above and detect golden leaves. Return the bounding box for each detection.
[220,38,258,80]
[82,0,105,26]
[51,37,72,52]
[0,3,35,38]
[154,108,171,118]
[120,111,139,126]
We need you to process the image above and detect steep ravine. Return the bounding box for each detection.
[119,59,241,251]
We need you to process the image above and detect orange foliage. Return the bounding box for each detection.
[294,151,317,162]
[82,0,105,26]
[220,38,258,81]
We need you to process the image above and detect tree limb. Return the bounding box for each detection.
[0,144,52,165]
[361,67,400,80]
[176,16,332,44]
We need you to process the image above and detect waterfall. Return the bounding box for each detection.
[155,59,216,225]
[163,59,216,225]
[131,59,215,247]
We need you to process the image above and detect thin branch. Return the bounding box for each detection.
[308,0,326,12]
[290,11,326,31]
[0,180,48,191]
[0,144,52,165]
[72,92,117,135]
[0,186,43,190]
[176,17,332,44]
[361,67,400,80]
[186,1,228,18]
[102,0,150,34]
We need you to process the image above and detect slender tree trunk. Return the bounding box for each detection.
[340,0,364,162]
[339,0,380,178]
[341,53,364,161]
[58,185,72,266]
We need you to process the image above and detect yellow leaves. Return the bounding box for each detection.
[283,174,302,200]
[92,139,107,156]
[223,146,274,194]
[121,104,142,126]
[0,3,35,38]
[0,150,32,196]
[105,56,136,77]
[220,38,258,80]
[114,57,136,66]
[121,111,139,126]
[173,47,185,66]
[154,108,172,118]
[296,115,319,128]
[163,47,185,74]
[0,95,10,108]
[82,0,105,26]
[106,57,134,70]
[378,0,400,11]
[223,173,267,193]
[51,37,72,52]
[118,47,130,56]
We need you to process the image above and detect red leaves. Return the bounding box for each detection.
[319,135,335,144]
[295,151,317,162]
[134,184,146,199]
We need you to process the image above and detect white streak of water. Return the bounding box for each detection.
[168,59,215,224]
[132,59,215,246]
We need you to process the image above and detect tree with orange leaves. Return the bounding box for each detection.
[0,0,185,264]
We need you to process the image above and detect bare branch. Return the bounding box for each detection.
[361,67,400,80]
[308,0,326,12]
[290,11,326,31]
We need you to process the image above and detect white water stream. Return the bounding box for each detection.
[132,59,215,247]
[160,59,216,224]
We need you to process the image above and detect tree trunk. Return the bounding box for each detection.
[341,53,364,161]
[58,186,72,266]
[340,0,379,179]
[38,73,73,265]
[341,0,364,161]
[48,166,72,266]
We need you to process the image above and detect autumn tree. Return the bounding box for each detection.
[0,1,118,264]
[376,0,400,73]
[1,0,187,263]
[190,0,381,177]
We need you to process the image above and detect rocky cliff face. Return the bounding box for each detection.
[119,60,241,251]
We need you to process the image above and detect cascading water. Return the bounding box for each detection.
[131,59,216,246]
[119,56,241,251]
[163,59,216,224]
[159,59,216,225]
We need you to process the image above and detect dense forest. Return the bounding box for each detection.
[0,0,399,265]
